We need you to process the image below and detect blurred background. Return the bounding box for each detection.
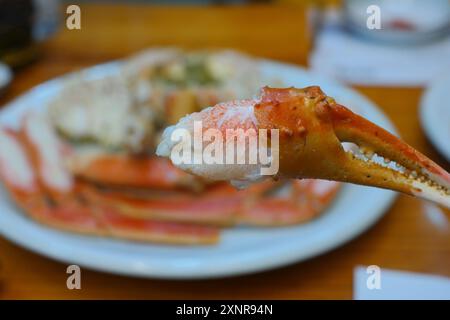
[0,0,449,299]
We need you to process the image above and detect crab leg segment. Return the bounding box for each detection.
[67,153,205,191]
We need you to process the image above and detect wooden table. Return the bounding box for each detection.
[0,4,449,300]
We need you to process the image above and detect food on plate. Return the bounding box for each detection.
[0,115,340,243]
[46,49,264,188]
[48,48,262,153]
[0,49,341,245]
[0,122,220,245]
[157,86,450,208]
[49,74,156,153]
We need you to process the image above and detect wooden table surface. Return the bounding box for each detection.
[0,4,449,300]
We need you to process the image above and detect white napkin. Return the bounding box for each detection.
[354,266,450,300]
[309,10,450,87]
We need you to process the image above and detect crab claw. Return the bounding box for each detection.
[157,86,450,208]
[328,99,450,208]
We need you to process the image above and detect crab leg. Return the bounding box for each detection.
[95,204,219,244]
[66,151,207,191]
[83,179,340,226]
[157,86,450,208]
[81,183,242,226]
[0,118,219,245]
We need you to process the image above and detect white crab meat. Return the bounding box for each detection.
[48,74,155,152]
[156,98,276,188]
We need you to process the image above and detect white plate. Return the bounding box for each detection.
[0,60,397,279]
[421,72,450,161]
